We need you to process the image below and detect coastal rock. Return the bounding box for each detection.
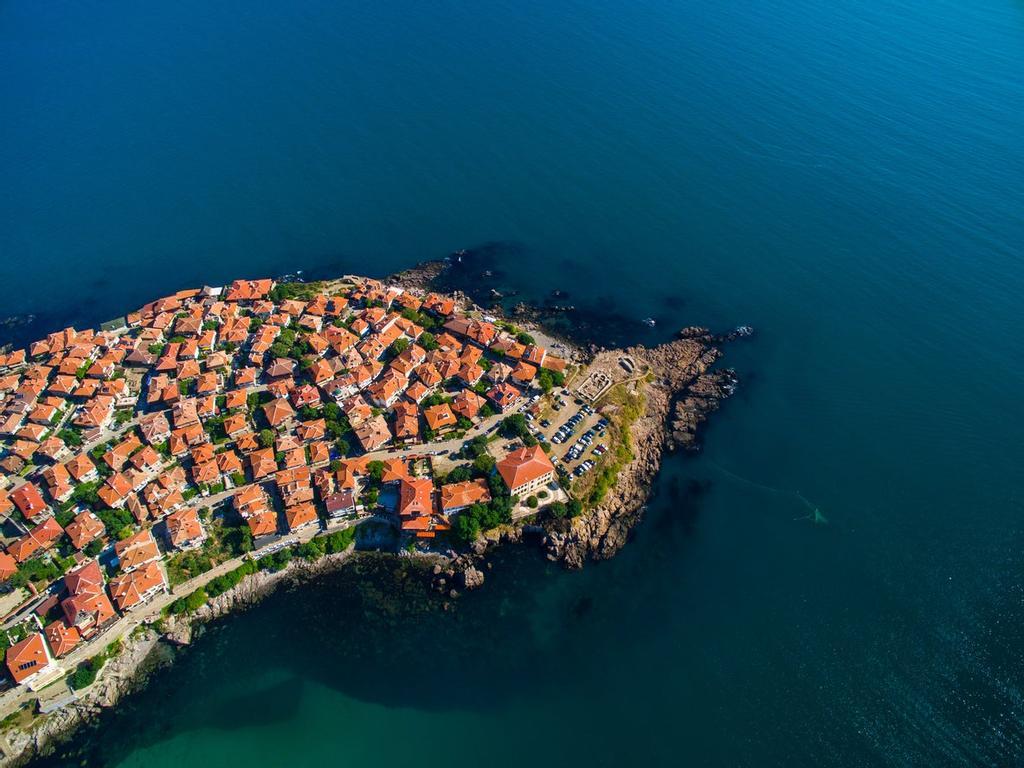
[0,629,167,768]
[668,369,737,452]
[544,338,735,568]
[677,326,714,342]
[385,259,447,291]
[457,566,485,590]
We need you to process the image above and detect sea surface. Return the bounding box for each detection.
[3,0,1024,765]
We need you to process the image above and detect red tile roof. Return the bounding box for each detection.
[497,445,555,493]
[5,633,51,684]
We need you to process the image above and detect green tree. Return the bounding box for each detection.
[259,429,276,448]
[366,460,385,483]
[454,513,480,543]
[472,454,495,476]
[444,465,472,484]
[389,338,410,358]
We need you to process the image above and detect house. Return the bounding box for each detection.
[97,472,133,509]
[424,403,457,435]
[486,361,513,383]
[457,362,485,387]
[43,620,82,658]
[138,411,171,444]
[35,436,70,464]
[10,482,49,522]
[5,632,58,690]
[510,360,538,385]
[276,467,314,508]
[74,397,114,430]
[486,382,523,413]
[0,552,17,583]
[40,463,73,504]
[443,317,498,348]
[397,477,435,520]
[497,445,556,497]
[66,453,99,483]
[108,561,168,612]
[265,358,296,379]
[171,398,200,428]
[191,459,221,487]
[353,415,391,452]
[168,423,207,456]
[129,445,162,474]
[114,529,161,573]
[392,401,420,443]
[65,510,105,551]
[233,484,278,538]
[284,502,318,532]
[451,390,486,422]
[224,389,248,411]
[102,436,142,472]
[223,413,249,439]
[342,395,373,426]
[61,560,117,639]
[165,507,206,550]
[213,451,243,481]
[365,371,406,408]
[308,441,330,466]
[440,479,492,514]
[248,448,279,480]
[263,398,296,429]
[324,489,356,519]
[296,419,326,441]
[289,384,321,410]
[8,517,64,563]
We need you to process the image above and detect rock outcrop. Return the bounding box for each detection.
[1,629,167,768]
[457,566,485,590]
[668,369,737,452]
[543,337,735,567]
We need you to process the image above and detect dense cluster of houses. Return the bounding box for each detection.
[0,275,565,689]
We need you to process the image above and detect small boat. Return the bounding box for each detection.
[642,317,657,328]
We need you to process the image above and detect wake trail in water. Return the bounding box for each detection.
[707,461,828,524]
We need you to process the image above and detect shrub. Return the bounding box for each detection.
[472,454,495,476]
[206,561,256,597]
[70,661,99,690]
[256,548,293,572]
[444,465,473,484]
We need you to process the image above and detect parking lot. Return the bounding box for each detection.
[526,390,609,481]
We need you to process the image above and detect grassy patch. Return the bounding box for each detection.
[573,381,646,508]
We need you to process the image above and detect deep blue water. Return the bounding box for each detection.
[3,0,1024,765]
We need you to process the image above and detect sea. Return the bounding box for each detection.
[2,0,1023,765]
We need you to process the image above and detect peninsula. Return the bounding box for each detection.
[0,266,738,765]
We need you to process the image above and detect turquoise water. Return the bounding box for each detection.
[4,0,1024,765]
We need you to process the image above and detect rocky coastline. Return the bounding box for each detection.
[1,547,383,767]
[538,337,733,568]
[3,260,743,767]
